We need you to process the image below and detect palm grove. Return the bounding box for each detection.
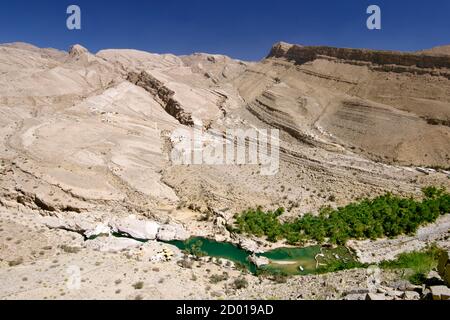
[232,187,450,245]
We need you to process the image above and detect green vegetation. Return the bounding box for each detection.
[132,281,144,290]
[380,245,443,285]
[209,272,229,284]
[233,187,450,245]
[316,259,367,274]
[183,240,207,258]
[233,277,249,289]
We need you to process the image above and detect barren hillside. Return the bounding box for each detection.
[0,42,449,300]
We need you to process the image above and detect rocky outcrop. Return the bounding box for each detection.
[236,238,265,254]
[268,42,450,69]
[127,71,194,126]
[268,42,450,78]
[84,223,111,238]
[248,255,269,268]
[40,214,189,242]
[156,223,190,242]
[430,285,450,300]
[69,44,89,57]
[39,215,97,235]
[438,250,450,286]
[110,215,159,240]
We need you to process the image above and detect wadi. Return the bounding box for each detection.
[0,41,449,300]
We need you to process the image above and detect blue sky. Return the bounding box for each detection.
[1,0,449,61]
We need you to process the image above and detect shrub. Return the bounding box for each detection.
[133,281,144,290]
[8,258,23,267]
[60,245,81,254]
[178,257,194,269]
[233,277,248,289]
[271,273,288,283]
[380,245,443,284]
[209,272,229,284]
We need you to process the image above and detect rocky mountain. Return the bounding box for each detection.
[419,45,450,56]
[0,42,449,300]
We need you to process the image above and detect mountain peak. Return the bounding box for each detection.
[69,44,89,57]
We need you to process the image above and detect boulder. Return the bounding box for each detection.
[248,255,270,268]
[84,223,111,238]
[110,215,160,240]
[390,279,420,292]
[238,238,264,254]
[365,293,388,300]
[430,285,450,300]
[401,291,420,300]
[156,223,190,241]
[344,293,366,300]
[377,287,402,297]
[421,288,431,299]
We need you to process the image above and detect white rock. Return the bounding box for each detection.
[344,294,366,300]
[365,293,388,300]
[84,223,111,238]
[248,255,269,268]
[110,215,160,240]
[401,291,420,300]
[156,223,190,241]
[239,238,264,254]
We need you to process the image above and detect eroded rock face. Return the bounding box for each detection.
[69,44,89,57]
[84,223,111,238]
[248,255,269,268]
[268,42,450,72]
[237,238,264,254]
[1,41,450,301]
[127,71,195,126]
[39,215,97,234]
[110,215,160,240]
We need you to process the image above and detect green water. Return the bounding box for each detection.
[168,237,355,275]
[169,238,258,273]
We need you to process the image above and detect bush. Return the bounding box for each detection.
[184,240,207,258]
[178,257,194,269]
[233,277,248,289]
[8,258,23,267]
[133,281,144,290]
[380,245,443,284]
[209,272,229,284]
[271,273,288,283]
